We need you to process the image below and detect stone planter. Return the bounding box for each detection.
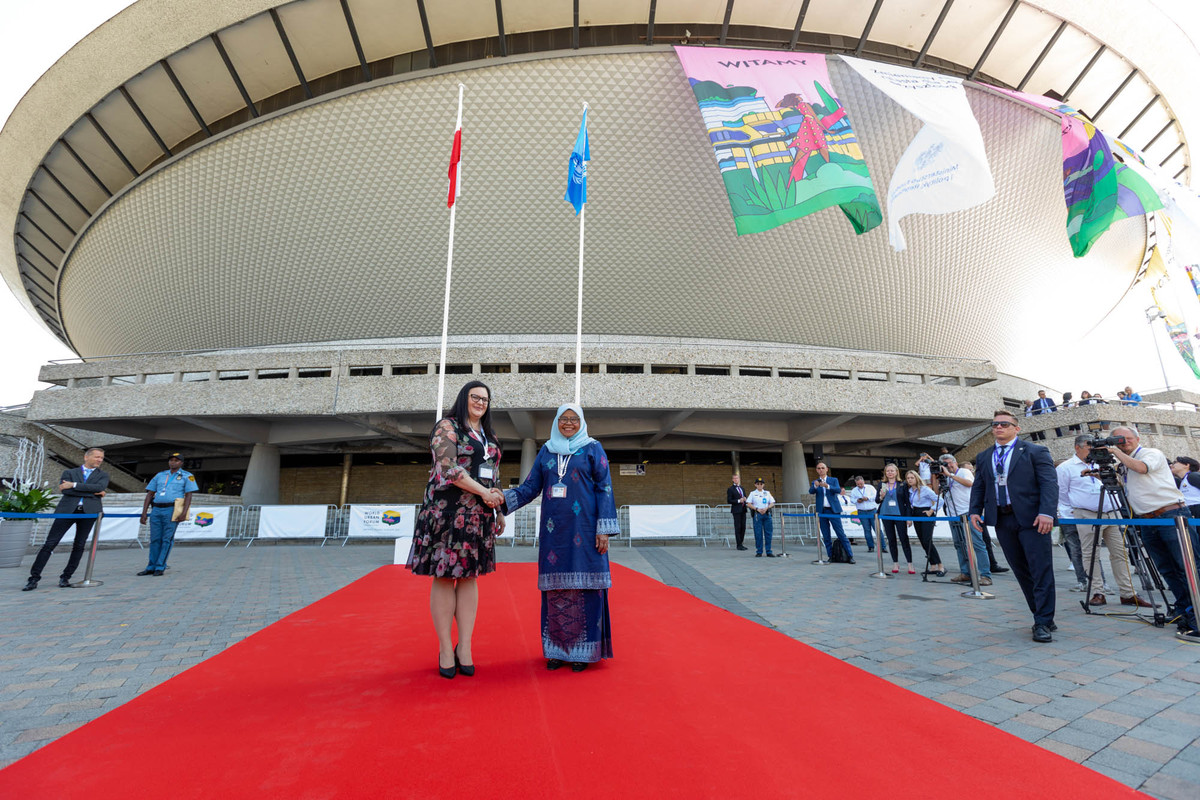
[0,519,34,568]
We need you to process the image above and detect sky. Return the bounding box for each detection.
[2,1,1200,406]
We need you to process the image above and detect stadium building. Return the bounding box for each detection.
[3,0,1200,505]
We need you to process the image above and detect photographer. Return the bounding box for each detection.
[1171,456,1200,518]
[935,454,991,586]
[917,453,934,484]
[1057,435,1148,608]
[1099,427,1198,632]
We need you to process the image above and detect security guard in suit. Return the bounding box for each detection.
[23,447,109,591]
[138,453,197,576]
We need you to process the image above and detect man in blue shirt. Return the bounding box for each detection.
[138,453,197,576]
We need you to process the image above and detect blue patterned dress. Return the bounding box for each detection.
[503,440,619,662]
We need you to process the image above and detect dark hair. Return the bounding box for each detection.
[441,380,497,442]
[1177,456,1200,471]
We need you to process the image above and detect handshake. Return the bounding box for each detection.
[481,487,505,509]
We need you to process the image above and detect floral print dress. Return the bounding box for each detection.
[407,417,501,579]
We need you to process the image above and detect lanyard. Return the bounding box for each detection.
[994,445,1010,475]
[556,454,572,482]
[470,426,489,458]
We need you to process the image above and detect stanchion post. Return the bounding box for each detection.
[1173,517,1200,642]
[776,509,789,558]
[72,511,104,588]
[960,514,993,599]
[868,514,888,578]
[812,513,829,565]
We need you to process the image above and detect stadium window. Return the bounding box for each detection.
[143,373,174,384]
[437,364,472,375]
[391,364,427,376]
[218,370,249,381]
[607,364,645,374]
[298,368,332,379]
[738,367,771,377]
[931,375,960,385]
[895,373,924,384]
[857,371,886,381]
[110,375,137,385]
[650,365,685,375]
[349,366,384,377]
[819,370,850,380]
[518,364,556,373]
[695,366,730,376]
[181,372,210,382]
[480,364,512,373]
[1162,424,1185,436]
[257,369,290,380]
[563,363,600,373]
[779,369,812,379]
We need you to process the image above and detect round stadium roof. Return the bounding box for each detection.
[2,0,1195,380]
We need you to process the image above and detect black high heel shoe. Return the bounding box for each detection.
[438,657,456,680]
[454,646,475,677]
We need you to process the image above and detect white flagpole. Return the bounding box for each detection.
[436,84,465,422]
[574,102,588,406]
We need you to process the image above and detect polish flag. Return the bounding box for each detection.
[447,89,463,208]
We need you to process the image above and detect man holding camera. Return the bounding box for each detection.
[970,410,1059,642]
[1057,435,1149,608]
[934,454,990,585]
[1098,427,1199,633]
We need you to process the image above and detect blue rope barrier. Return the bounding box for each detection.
[877,514,961,522]
[0,512,98,519]
[104,513,144,518]
[1058,516,1187,527]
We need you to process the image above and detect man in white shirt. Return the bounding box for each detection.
[1099,426,1197,632]
[746,478,776,558]
[1056,435,1148,608]
[937,454,990,585]
[848,475,879,553]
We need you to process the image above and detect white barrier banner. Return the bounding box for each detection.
[174,506,231,541]
[841,56,995,251]
[258,505,327,539]
[349,505,416,538]
[98,508,142,542]
[502,505,539,539]
[630,505,697,539]
[393,535,414,565]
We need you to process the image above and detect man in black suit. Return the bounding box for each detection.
[726,473,749,551]
[23,448,109,591]
[969,411,1059,642]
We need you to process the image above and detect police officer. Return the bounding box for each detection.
[138,453,197,576]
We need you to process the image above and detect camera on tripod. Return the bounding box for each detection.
[1083,434,1125,489]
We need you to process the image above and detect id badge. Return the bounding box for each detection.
[479,464,495,480]
[997,473,1008,488]
[551,483,568,499]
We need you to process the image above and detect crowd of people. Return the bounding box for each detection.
[1021,385,1143,440]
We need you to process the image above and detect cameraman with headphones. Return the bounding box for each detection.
[1097,426,1198,633]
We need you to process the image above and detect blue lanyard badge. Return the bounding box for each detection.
[551,454,571,498]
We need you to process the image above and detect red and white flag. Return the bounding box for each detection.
[447,87,463,208]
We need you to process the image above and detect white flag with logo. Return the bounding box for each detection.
[841,56,995,251]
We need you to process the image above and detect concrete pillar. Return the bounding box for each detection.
[338,453,352,507]
[731,450,741,476]
[241,444,280,506]
[519,438,538,482]
[781,441,809,503]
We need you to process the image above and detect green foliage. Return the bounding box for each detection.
[0,479,58,513]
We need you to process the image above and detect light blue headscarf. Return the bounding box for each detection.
[546,403,597,455]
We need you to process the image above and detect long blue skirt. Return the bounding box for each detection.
[541,588,613,663]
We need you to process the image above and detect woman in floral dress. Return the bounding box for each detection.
[407,381,504,679]
[502,404,617,672]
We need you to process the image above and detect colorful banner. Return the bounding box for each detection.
[674,47,881,236]
[994,87,1161,257]
[174,506,232,541]
[841,56,994,251]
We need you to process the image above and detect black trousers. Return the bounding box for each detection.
[29,515,96,582]
[731,512,746,547]
[994,512,1055,625]
[910,514,943,566]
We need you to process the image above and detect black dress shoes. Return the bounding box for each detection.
[1048,622,1058,632]
[546,658,565,670]
[21,579,37,591]
[438,663,456,679]
[137,569,154,576]
[735,545,748,551]
[1031,624,1053,643]
[58,578,72,588]
[454,646,475,677]
[570,662,588,672]
[153,570,165,576]
[991,565,1010,573]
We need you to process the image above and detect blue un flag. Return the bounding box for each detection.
[564,107,589,215]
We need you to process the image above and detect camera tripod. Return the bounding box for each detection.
[1078,473,1169,627]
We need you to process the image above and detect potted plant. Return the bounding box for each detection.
[0,479,57,568]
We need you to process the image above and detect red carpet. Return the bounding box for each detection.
[0,564,1143,799]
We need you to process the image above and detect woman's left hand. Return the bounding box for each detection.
[496,514,506,535]
[595,534,609,554]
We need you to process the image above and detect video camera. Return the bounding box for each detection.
[1083,434,1125,488]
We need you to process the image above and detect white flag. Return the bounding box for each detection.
[841,56,995,251]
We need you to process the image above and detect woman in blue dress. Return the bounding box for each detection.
[503,404,618,672]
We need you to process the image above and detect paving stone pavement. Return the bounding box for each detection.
[1,541,1198,799]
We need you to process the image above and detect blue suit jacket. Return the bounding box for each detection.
[810,477,844,514]
[968,440,1058,528]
